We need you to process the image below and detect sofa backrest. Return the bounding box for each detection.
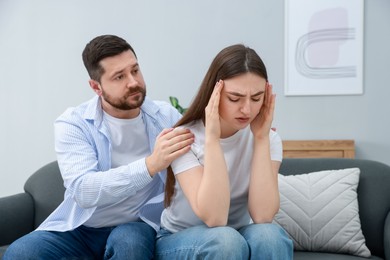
[279,158,390,258]
[23,161,65,228]
[19,159,390,257]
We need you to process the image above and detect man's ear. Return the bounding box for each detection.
[89,80,102,96]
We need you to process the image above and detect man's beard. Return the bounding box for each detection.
[102,86,146,110]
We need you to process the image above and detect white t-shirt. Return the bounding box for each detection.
[84,111,160,228]
[160,120,282,233]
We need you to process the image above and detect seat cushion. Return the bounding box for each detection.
[293,251,383,260]
[0,245,9,258]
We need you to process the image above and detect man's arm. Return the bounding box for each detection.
[55,116,193,209]
[55,119,153,209]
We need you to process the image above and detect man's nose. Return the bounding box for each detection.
[126,75,138,88]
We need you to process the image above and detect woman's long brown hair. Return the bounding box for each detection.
[164,44,269,207]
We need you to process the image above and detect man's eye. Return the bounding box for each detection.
[115,75,124,80]
[252,98,261,102]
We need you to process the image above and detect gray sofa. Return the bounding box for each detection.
[1,158,389,259]
[0,161,65,258]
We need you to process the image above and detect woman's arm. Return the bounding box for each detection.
[248,139,281,223]
[247,83,280,222]
[176,81,230,227]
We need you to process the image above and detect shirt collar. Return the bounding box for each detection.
[83,95,160,126]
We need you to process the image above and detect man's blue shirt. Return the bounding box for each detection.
[37,96,181,231]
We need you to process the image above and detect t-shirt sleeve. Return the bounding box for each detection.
[171,148,201,175]
[269,130,283,162]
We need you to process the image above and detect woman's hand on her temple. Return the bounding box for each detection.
[205,80,223,140]
[250,82,275,139]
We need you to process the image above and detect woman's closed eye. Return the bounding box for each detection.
[251,97,263,102]
[252,93,265,102]
[228,97,262,102]
[228,97,240,102]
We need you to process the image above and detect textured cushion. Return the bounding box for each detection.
[274,168,371,257]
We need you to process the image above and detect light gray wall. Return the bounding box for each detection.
[1,0,389,197]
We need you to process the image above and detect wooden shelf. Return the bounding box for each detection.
[282,140,355,159]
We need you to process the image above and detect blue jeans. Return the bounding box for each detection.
[3,222,156,260]
[155,223,293,260]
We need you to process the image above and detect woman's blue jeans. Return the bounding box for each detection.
[155,223,293,260]
[3,221,156,260]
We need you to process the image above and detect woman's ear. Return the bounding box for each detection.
[89,80,102,96]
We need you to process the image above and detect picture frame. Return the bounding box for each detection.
[284,0,364,96]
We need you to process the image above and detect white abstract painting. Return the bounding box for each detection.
[284,0,364,96]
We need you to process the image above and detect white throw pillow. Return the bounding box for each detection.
[274,168,371,257]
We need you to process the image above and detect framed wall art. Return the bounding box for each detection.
[284,0,364,96]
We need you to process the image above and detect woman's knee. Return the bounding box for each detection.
[240,223,293,258]
[198,226,249,259]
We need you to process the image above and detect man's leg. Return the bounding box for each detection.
[155,225,249,260]
[238,223,293,260]
[104,221,156,260]
[3,226,111,260]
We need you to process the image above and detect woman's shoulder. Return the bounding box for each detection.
[176,120,204,133]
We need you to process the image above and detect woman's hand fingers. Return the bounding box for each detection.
[205,80,223,139]
[250,82,276,139]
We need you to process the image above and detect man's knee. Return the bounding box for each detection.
[3,232,47,260]
[108,222,155,246]
[105,222,156,260]
[3,241,26,260]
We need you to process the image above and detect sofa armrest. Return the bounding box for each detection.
[0,193,34,246]
[385,211,390,260]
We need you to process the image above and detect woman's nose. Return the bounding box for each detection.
[240,100,250,115]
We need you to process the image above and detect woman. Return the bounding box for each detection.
[155,44,293,259]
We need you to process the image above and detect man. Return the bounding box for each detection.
[4,35,194,259]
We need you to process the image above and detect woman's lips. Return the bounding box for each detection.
[236,117,250,124]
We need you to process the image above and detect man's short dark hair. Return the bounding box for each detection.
[82,35,137,82]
